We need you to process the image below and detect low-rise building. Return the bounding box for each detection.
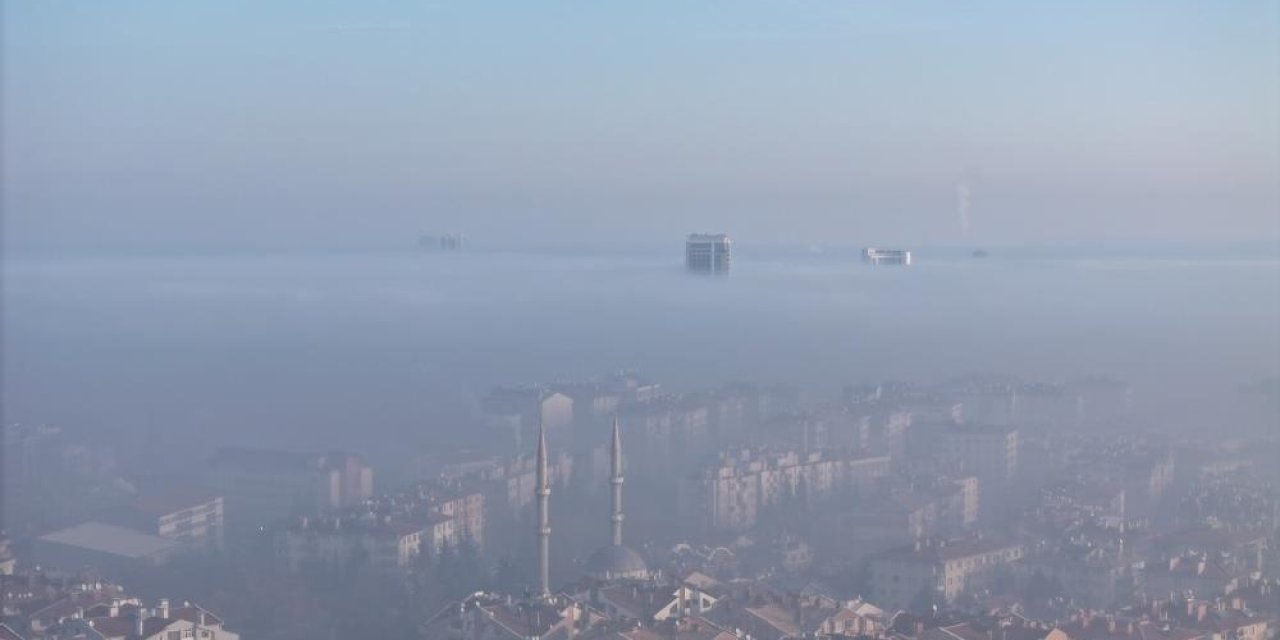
[99,488,224,549]
[1,571,236,640]
[278,511,460,571]
[205,448,373,535]
[869,536,1024,609]
[31,523,183,575]
[422,592,601,640]
[42,598,238,640]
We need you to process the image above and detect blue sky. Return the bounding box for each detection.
[4,1,1277,252]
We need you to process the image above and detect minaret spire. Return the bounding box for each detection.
[535,417,551,599]
[609,416,625,547]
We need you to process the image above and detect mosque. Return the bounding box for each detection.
[532,416,649,600]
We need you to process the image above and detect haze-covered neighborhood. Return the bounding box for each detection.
[3,1,1278,639]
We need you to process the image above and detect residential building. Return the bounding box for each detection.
[686,234,732,273]
[277,512,453,571]
[2,570,236,640]
[908,422,1019,485]
[482,387,575,452]
[687,449,889,532]
[421,592,601,640]
[869,536,1024,609]
[42,598,238,640]
[205,448,373,535]
[99,488,224,549]
[594,584,720,624]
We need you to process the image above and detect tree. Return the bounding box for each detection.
[909,586,940,616]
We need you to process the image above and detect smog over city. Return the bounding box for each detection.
[2,3,1278,639]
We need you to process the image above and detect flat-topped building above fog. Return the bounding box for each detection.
[686,233,732,273]
[862,247,912,266]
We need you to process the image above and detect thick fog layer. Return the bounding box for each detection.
[4,4,1279,638]
[5,247,1276,466]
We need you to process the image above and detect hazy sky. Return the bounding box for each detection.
[4,1,1277,252]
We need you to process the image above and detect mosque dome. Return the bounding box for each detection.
[584,544,649,581]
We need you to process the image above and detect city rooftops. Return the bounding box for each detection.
[686,233,731,242]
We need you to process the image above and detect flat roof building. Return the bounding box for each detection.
[862,248,912,266]
[99,487,224,549]
[686,234,732,273]
[32,522,183,574]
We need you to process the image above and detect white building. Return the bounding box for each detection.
[862,248,912,266]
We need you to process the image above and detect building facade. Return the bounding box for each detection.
[686,234,732,273]
[869,536,1025,609]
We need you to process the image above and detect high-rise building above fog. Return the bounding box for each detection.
[686,233,732,273]
[862,247,912,266]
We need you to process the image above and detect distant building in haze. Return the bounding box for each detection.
[205,448,373,536]
[482,387,574,452]
[99,487,224,549]
[868,535,1024,609]
[31,522,184,574]
[685,449,889,533]
[862,248,912,266]
[419,233,465,251]
[686,234,732,273]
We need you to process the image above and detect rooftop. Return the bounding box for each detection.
[38,522,182,559]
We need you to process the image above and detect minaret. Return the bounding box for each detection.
[535,418,552,599]
[609,416,624,547]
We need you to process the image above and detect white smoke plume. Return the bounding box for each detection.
[956,180,971,237]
